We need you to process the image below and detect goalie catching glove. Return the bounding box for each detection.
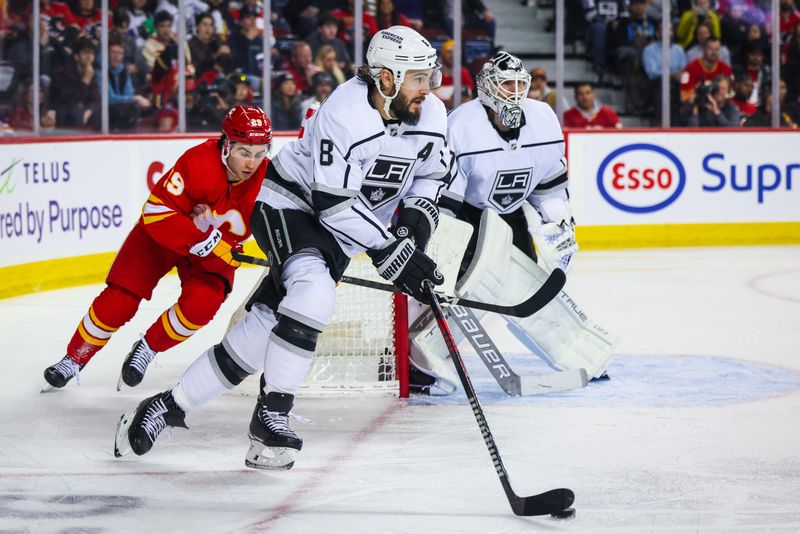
[533,221,578,273]
[189,227,242,275]
[393,197,439,251]
[368,237,444,303]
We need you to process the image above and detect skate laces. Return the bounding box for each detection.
[141,398,168,443]
[54,356,81,385]
[260,407,296,436]
[129,336,156,375]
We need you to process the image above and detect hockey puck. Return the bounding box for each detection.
[550,507,576,519]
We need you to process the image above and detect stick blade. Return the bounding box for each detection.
[512,488,575,516]
[513,268,566,317]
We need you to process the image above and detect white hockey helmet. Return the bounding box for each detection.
[366,26,441,114]
[476,51,531,128]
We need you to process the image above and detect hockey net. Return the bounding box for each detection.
[233,254,409,398]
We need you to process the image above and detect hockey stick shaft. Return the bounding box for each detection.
[424,282,574,516]
[232,252,565,318]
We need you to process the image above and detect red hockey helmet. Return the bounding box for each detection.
[221,105,272,145]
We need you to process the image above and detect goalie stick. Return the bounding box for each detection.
[447,304,589,396]
[231,252,566,319]
[424,281,575,517]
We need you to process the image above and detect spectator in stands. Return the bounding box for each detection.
[104,40,152,131]
[421,0,449,35]
[137,10,175,75]
[433,39,474,111]
[285,41,321,95]
[155,0,209,38]
[777,0,800,46]
[306,14,352,71]
[271,71,303,130]
[607,0,656,77]
[731,74,757,121]
[608,0,655,114]
[282,0,323,38]
[315,44,347,86]
[784,22,800,99]
[564,82,623,129]
[459,0,496,41]
[680,37,733,103]
[683,75,739,126]
[376,0,412,31]
[686,22,732,65]
[229,71,254,106]
[582,0,626,78]
[676,0,721,49]
[330,0,379,49]
[64,0,110,47]
[394,0,424,30]
[50,38,100,129]
[155,104,178,132]
[125,0,155,48]
[228,6,263,81]
[111,8,138,70]
[526,67,567,112]
[189,12,228,79]
[205,0,233,41]
[739,42,769,105]
[7,80,57,131]
[739,22,769,65]
[720,2,752,61]
[299,71,335,122]
[642,23,687,121]
[744,91,798,128]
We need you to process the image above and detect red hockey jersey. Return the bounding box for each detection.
[141,139,267,255]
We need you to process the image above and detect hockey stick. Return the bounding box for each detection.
[447,304,589,396]
[232,252,566,318]
[424,281,575,517]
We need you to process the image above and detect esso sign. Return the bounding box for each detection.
[596,144,686,213]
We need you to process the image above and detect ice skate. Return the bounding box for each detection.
[41,355,83,392]
[114,390,187,458]
[245,391,303,470]
[117,335,157,390]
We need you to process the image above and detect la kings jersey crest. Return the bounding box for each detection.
[442,98,568,215]
[361,154,417,209]
[263,77,451,257]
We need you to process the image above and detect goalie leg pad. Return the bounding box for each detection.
[457,209,617,379]
[408,306,460,396]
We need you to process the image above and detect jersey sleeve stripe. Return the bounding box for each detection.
[316,196,357,219]
[456,147,504,160]
[319,218,371,250]
[143,212,176,224]
[311,182,360,197]
[532,172,568,194]
[520,139,565,149]
[402,130,446,140]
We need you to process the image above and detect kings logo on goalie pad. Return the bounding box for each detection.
[489,168,532,211]
[360,155,416,209]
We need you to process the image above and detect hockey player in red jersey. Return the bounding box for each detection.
[42,105,272,391]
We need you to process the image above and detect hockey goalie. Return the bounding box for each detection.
[407,52,618,396]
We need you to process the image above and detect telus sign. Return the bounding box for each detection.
[596,144,686,213]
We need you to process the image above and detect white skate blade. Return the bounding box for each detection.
[40,382,57,393]
[116,373,123,392]
[244,440,298,471]
[114,409,136,458]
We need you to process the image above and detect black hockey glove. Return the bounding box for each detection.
[368,237,444,303]
[394,197,439,251]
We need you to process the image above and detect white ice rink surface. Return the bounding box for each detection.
[2,246,800,533]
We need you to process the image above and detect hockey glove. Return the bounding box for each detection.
[190,227,242,272]
[533,221,578,273]
[368,237,444,303]
[394,197,439,252]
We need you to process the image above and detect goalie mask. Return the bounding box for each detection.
[365,26,442,116]
[477,51,531,129]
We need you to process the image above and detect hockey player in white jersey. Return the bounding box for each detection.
[410,51,616,394]
[114,26,449,469]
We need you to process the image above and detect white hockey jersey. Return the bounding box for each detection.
[442,98,567,216]
[262,77,451,257]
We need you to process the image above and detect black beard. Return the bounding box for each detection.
[390,92,422,125]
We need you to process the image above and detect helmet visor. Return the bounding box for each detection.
[402,65,442,91]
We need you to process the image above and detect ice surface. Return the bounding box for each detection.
[1,246,799,533]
